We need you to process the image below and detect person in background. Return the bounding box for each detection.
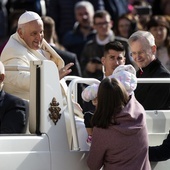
[82,41,127,113]
[62,1,96,61]
[41,16,82,77]
[87,77,151,170]
[114,14,137,39]
[128,30,170,110]
[0,0,8,43]
[146,15,170,71]
[47,0,104,43]
[81,10,132,79]
[0,11,73,100]
[6,0,47,16]
[0,9,25,55]
[101,41,126,78]
[152,0,170,16]
[0,61,28,133]
[103,0,129,30]
[149,132,170,162]
[131,0,152,30]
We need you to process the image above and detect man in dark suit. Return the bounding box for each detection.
[128,30,170,110]
[51,47,82,77]
[128,30,170,161]
[0,61,28,133]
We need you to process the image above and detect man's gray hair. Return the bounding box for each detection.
[128,30,155,47]
[74,1,94,15]
[0,61,5,74]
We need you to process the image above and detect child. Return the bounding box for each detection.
[109,64,137,95]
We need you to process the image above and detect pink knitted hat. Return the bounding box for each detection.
[81,83,99,102]
[109,64,137,95]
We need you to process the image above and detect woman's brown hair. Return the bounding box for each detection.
[92,78,129,128]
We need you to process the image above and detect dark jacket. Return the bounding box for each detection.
[62,23,96,61]
[51,45,82,76]
[51,45,84,107]
[103,0,128,25]
[0,90,28,133]
[135,59,170,110]
[149,132,170,162]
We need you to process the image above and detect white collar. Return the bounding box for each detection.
[96,30,114,45]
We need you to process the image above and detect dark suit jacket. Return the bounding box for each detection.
[51,46,82,77]
[135,59,170,110]
[0,90,28,133]
[149,132,170,161]
[51,45,84,107]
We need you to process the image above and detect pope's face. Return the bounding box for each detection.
[18,19,44,50]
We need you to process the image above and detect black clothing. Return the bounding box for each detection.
[0,90,28,133]
[62,23,96,61]
[84,111,94,128]
[135,59,170,110]
[51,45,84,108]
[6,0,46,16]
[149,132,170,161]
[103,0,128,28]
[51,45,82,77]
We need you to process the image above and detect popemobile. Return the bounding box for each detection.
[0,60,170,170]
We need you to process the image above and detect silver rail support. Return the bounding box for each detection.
[67,77,100,151]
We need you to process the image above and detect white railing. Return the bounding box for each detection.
[67,77,100,151]
[67,77,170,151]
[137,78,170,83]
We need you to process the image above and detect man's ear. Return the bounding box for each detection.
[0,74,5,83]
[101,56,105,65]
[110,20,113,29]
[17,28,23,38]
[151,45,157,55]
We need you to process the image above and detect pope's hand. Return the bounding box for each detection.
[59,62,74,79]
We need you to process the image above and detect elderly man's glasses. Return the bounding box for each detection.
[130,50,146,57]
[94,21,110,27]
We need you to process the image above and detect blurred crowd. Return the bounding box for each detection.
[0,0,170,78]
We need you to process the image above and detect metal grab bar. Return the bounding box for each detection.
[64,76,82,102]
[67,77,100,151]
[137,78,170,83]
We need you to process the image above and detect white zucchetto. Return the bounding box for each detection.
[18,11,41,25]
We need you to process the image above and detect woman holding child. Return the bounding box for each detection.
[86,65,151,170]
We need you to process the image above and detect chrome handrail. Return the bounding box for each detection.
[67,77,100,151]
